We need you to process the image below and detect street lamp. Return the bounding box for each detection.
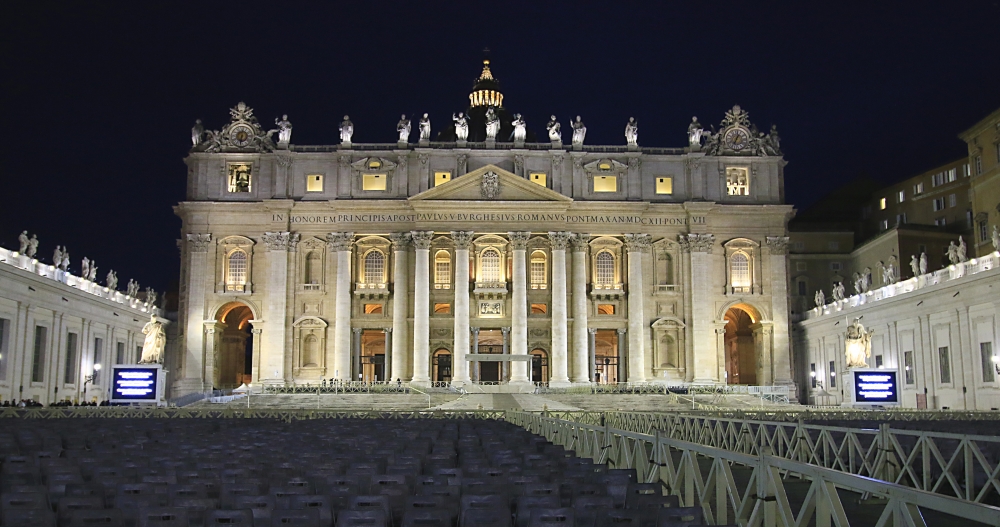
[83,364,102,401]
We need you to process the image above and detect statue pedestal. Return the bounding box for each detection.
[418,139,429,147]
[627,144,639,151]
[456,140,467,148]
[485,138,496,149]
[397,141,408,149]
[277,141,289,150]
[551,140,563,149]
[513,140,525,148]
[572,143,582,151]
[340,142,352,150]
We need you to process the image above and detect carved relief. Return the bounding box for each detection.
[508,232,531,250]
[326,232,354,252]
[410,231,435,250]
[765,236,789,255]
[187,233,212,252]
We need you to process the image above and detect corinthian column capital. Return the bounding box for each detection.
[410,231,434,250]
[451,231,475,249]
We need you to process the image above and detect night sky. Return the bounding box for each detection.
[2,2,998,294]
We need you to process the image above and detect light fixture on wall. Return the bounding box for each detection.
[83,364,102,395]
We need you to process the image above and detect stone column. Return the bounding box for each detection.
[508,232,531,383]
[352,328,362,381]
[683,233,717,383]
[451,231,474,386]
[766,236,794,385]
[548,232,572,386]
[624,234,651,382]
[617,328,627,383]
[250,327,262,383]
[471,327,480,382]
[180,233,211,395]
[383,328,392,383]
[327,232,354,380]
[501,327,510,380]
[715,326,728,382]
[261,232,292,385]
[570,234,591,384]
[588,328,597,383]
[389,233,410,382]
[410,231,434,385]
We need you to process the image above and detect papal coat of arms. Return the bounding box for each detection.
[481,172,500,199]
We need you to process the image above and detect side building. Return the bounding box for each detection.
[0,247,160,405]
[959,107,1000,258]
[171,62,797,395]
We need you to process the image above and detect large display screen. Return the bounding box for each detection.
[110,366,161,403]
[852,369,899,405]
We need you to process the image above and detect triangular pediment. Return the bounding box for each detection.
[410,164,572,202]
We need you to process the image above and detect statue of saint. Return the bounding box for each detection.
[832,282,845,301]
[511,114,526,142]
[53,246,63,267]
[768,124,781,151]
[484,108,500,139]
[886,255,897,284]
[845,318,874,368]
[191,119,204,146]
[862,267,872,292]
[418,113,431,141]
[26,235,38,258]
[852,272,862,295]
[687,117,703,146]
[993,225,1000,253]
[919,252,928,275]
[146,287,157,307]
[339,115,354,144]
[81,258,90,280]
[88,262,98,282]
[138,315,166,364]
[127,279,138,297]
[60,249,69,271]
[814,289,825,308]
[546,115,561,142]
[947,241,960,265]
[275,115,292,144]
[957,236,968,262]
[397,114,411,142]
[910,255,919,278]
[18,231,28,253]
[453,112,469,141]
[624,117,638,146]
[106,270,118,290]
[571,116,587,145]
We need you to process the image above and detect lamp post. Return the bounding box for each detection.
[83,363,101,403]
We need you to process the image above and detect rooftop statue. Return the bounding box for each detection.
[832,282,845,301]
[127,279,139,298]
[59,249,69,272]
[993,225,1000,252]
[53,246,63,267]
[947,241,960,265]
[340,115,354,144]
[88,261,98,282]
[845,318,874,368]
[81,257,91,280]
[18,231,28,253]
[146,287,158,307]
[910,254,920,278]
[26,234,38,259]
[191,119,204,146]
[138,315,166,364]
[814,289,825,308]
[624,117,639,146]
[418,113,431,141]
[275,114,292,145]
[453,112,469,141]
[397,114,411,143]
[484,108,500,140]
[571,116,586,146]
[687,117,703,147]
[919,252,928,274]
[106,270,118,290]
[511,114,526,142]
[546,115,561,142]
[957,236,968,263]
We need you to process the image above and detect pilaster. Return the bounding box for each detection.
[261,231,292,385]
[178,233,211,395]
[624,233,651,382]
[327,232,354,380]
[682,233,719,383]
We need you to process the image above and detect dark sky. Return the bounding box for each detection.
[2,1,998,293]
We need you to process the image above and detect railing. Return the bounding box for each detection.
[289,143,688,154]
[262,381,409,394]
[506,412,1000,526]
[0,407,507,421]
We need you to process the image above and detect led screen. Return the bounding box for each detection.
[110,366,160,403]
[852,369,899,405]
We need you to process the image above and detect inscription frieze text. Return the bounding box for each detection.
[272,213,705,226]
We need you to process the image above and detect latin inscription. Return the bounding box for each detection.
[274,213,705,225]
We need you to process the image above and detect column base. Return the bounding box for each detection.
[170,378,208,399]
[409,379,431,389]
[548,379,573,388]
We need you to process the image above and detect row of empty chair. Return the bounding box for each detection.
[1,418,725,526]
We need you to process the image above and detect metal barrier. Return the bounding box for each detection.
[506,411,1000,527]
[0,407,506,422]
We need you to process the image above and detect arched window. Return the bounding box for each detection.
[363,250,385,284]
[530,251,547,289]
[435,250,451,289]
[595,251,616,287]
[226,250,248,292]
[481,248,501,283]
[305,251,321,285]
[730,252,751,291]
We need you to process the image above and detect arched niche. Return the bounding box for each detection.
[292,316,328,380]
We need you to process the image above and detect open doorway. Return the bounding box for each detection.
[215,302,254,388]
[724,306,757,385]
[594,329,619,384]
[477,329,503,382]
[360,330,385,382]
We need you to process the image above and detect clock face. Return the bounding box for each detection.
[724,127,750,151]
[229,124,253,147]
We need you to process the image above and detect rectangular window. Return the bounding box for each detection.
[64,332,78,385]
[434,171,451,186]
[975,156,982,175]
[810,363,817,388]
[597,304,616,315]
[862,205,872,219]
[530,258,546,288]
[934,217,947,226]
[827,241,839,251]
[880,219,889,231]
[897,190,905,203]
[136,346,142,362]
[797,280,806,296]
[0,318,9,381]
[94,337,103,372]
[830,262,842,271]
[227,163,252,193]
[593,176,617,193]
[981,221,990,242]
[796,262,807,271]
[981,342,995,383]
[896,213,906,225]
[903,351,914,385]
[529,172,547,187]
[918,244,927,254]
[116,342,125,365]
[913,182,924,195]
[879,197,887,210]
[364,303,384,315]
[655,177,673,194]
[947,168,957,182]
[306,174,324,192]
[962,164,970,177]
[875,354,883,368]
[829,360,836,388]
[948,193,956,208]
[32,326,48,382]
[932,198,945,211]
[725,167,750,196]
[362,174,387,191]
[530,303,547,314]
[938,346,951,384]
[433,303,451,314]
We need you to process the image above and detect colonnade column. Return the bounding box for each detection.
[471,327,480,382]
[588,328,597,383]
[389,233,410,382]
[617,328,627,383]
[180,233,211,395]
[261,232,293,385]
[451,231,474,385]
[383,328,392,383]
[501,327,510,380]
[410,231,434,385]
[684,233,717,383]
[570,234,591,383]
[508,232,531,383]
[624,234,651,382]
[327,232,354,381]
[352,328,362,381]
[548,232,572,386]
